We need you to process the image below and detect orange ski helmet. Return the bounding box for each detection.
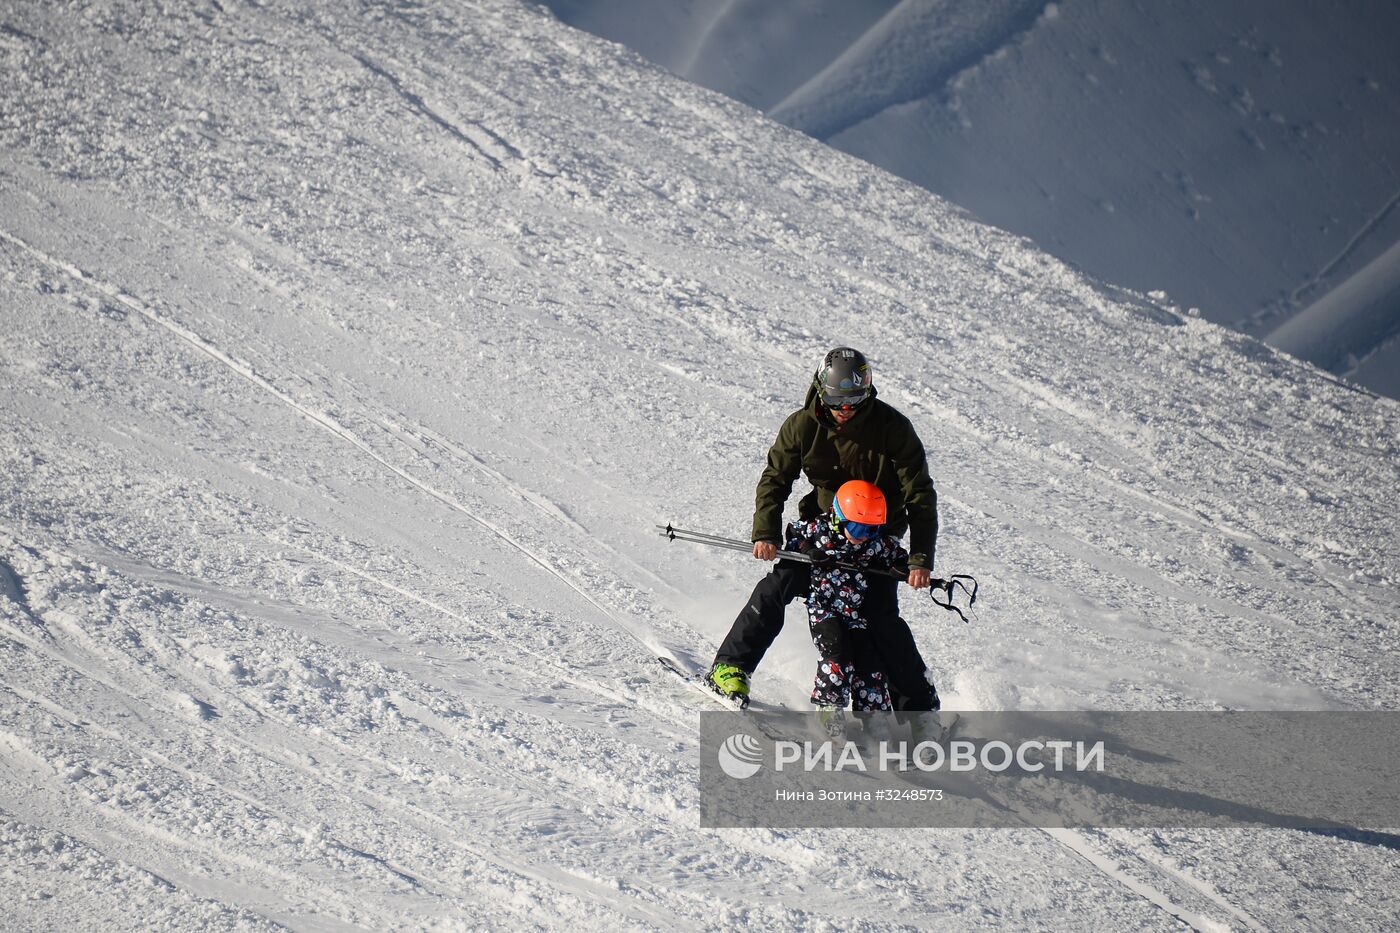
[833,480,886,526]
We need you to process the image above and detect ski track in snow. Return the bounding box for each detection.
[1040,826,1260,933]
[1,0,1398,928]
[2,223,669,665]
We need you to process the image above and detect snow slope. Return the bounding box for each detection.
[1268,239,1400,399]
[1,0,1398,928]
[544,0,1400,397]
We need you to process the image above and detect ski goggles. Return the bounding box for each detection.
[830,512,882,540]
[822,391,869,411]
[841,519,881,539]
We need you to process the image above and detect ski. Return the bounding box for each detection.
[657,656,749,711]
[657,657,810,747]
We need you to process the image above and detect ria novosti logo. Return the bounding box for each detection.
[717,733,764,779]
[715,732,1106,778]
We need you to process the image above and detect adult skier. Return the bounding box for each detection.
[707,347,943,723]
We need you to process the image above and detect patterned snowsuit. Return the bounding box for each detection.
[785,516,908,712]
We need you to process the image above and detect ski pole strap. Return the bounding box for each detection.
[928,573,978,623]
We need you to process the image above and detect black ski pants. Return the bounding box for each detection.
[714,559,939,711]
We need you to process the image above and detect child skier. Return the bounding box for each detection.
[785,479,908,737]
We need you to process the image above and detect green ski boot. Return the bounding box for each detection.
[706,663,750,707]
[817,704,847,738]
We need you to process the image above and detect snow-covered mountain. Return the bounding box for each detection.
[545,0,1400,398]
[2,0,1397,928]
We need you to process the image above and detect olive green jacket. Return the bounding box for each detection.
[751,385,939,568]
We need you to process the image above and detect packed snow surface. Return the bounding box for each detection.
[2,0,1398,929]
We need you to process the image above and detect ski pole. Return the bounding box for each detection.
[657,524,978,621]
[658,524,895,576]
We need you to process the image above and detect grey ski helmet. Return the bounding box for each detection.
[814,347,873,409]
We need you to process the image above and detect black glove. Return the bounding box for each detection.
[793,537,833,569]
